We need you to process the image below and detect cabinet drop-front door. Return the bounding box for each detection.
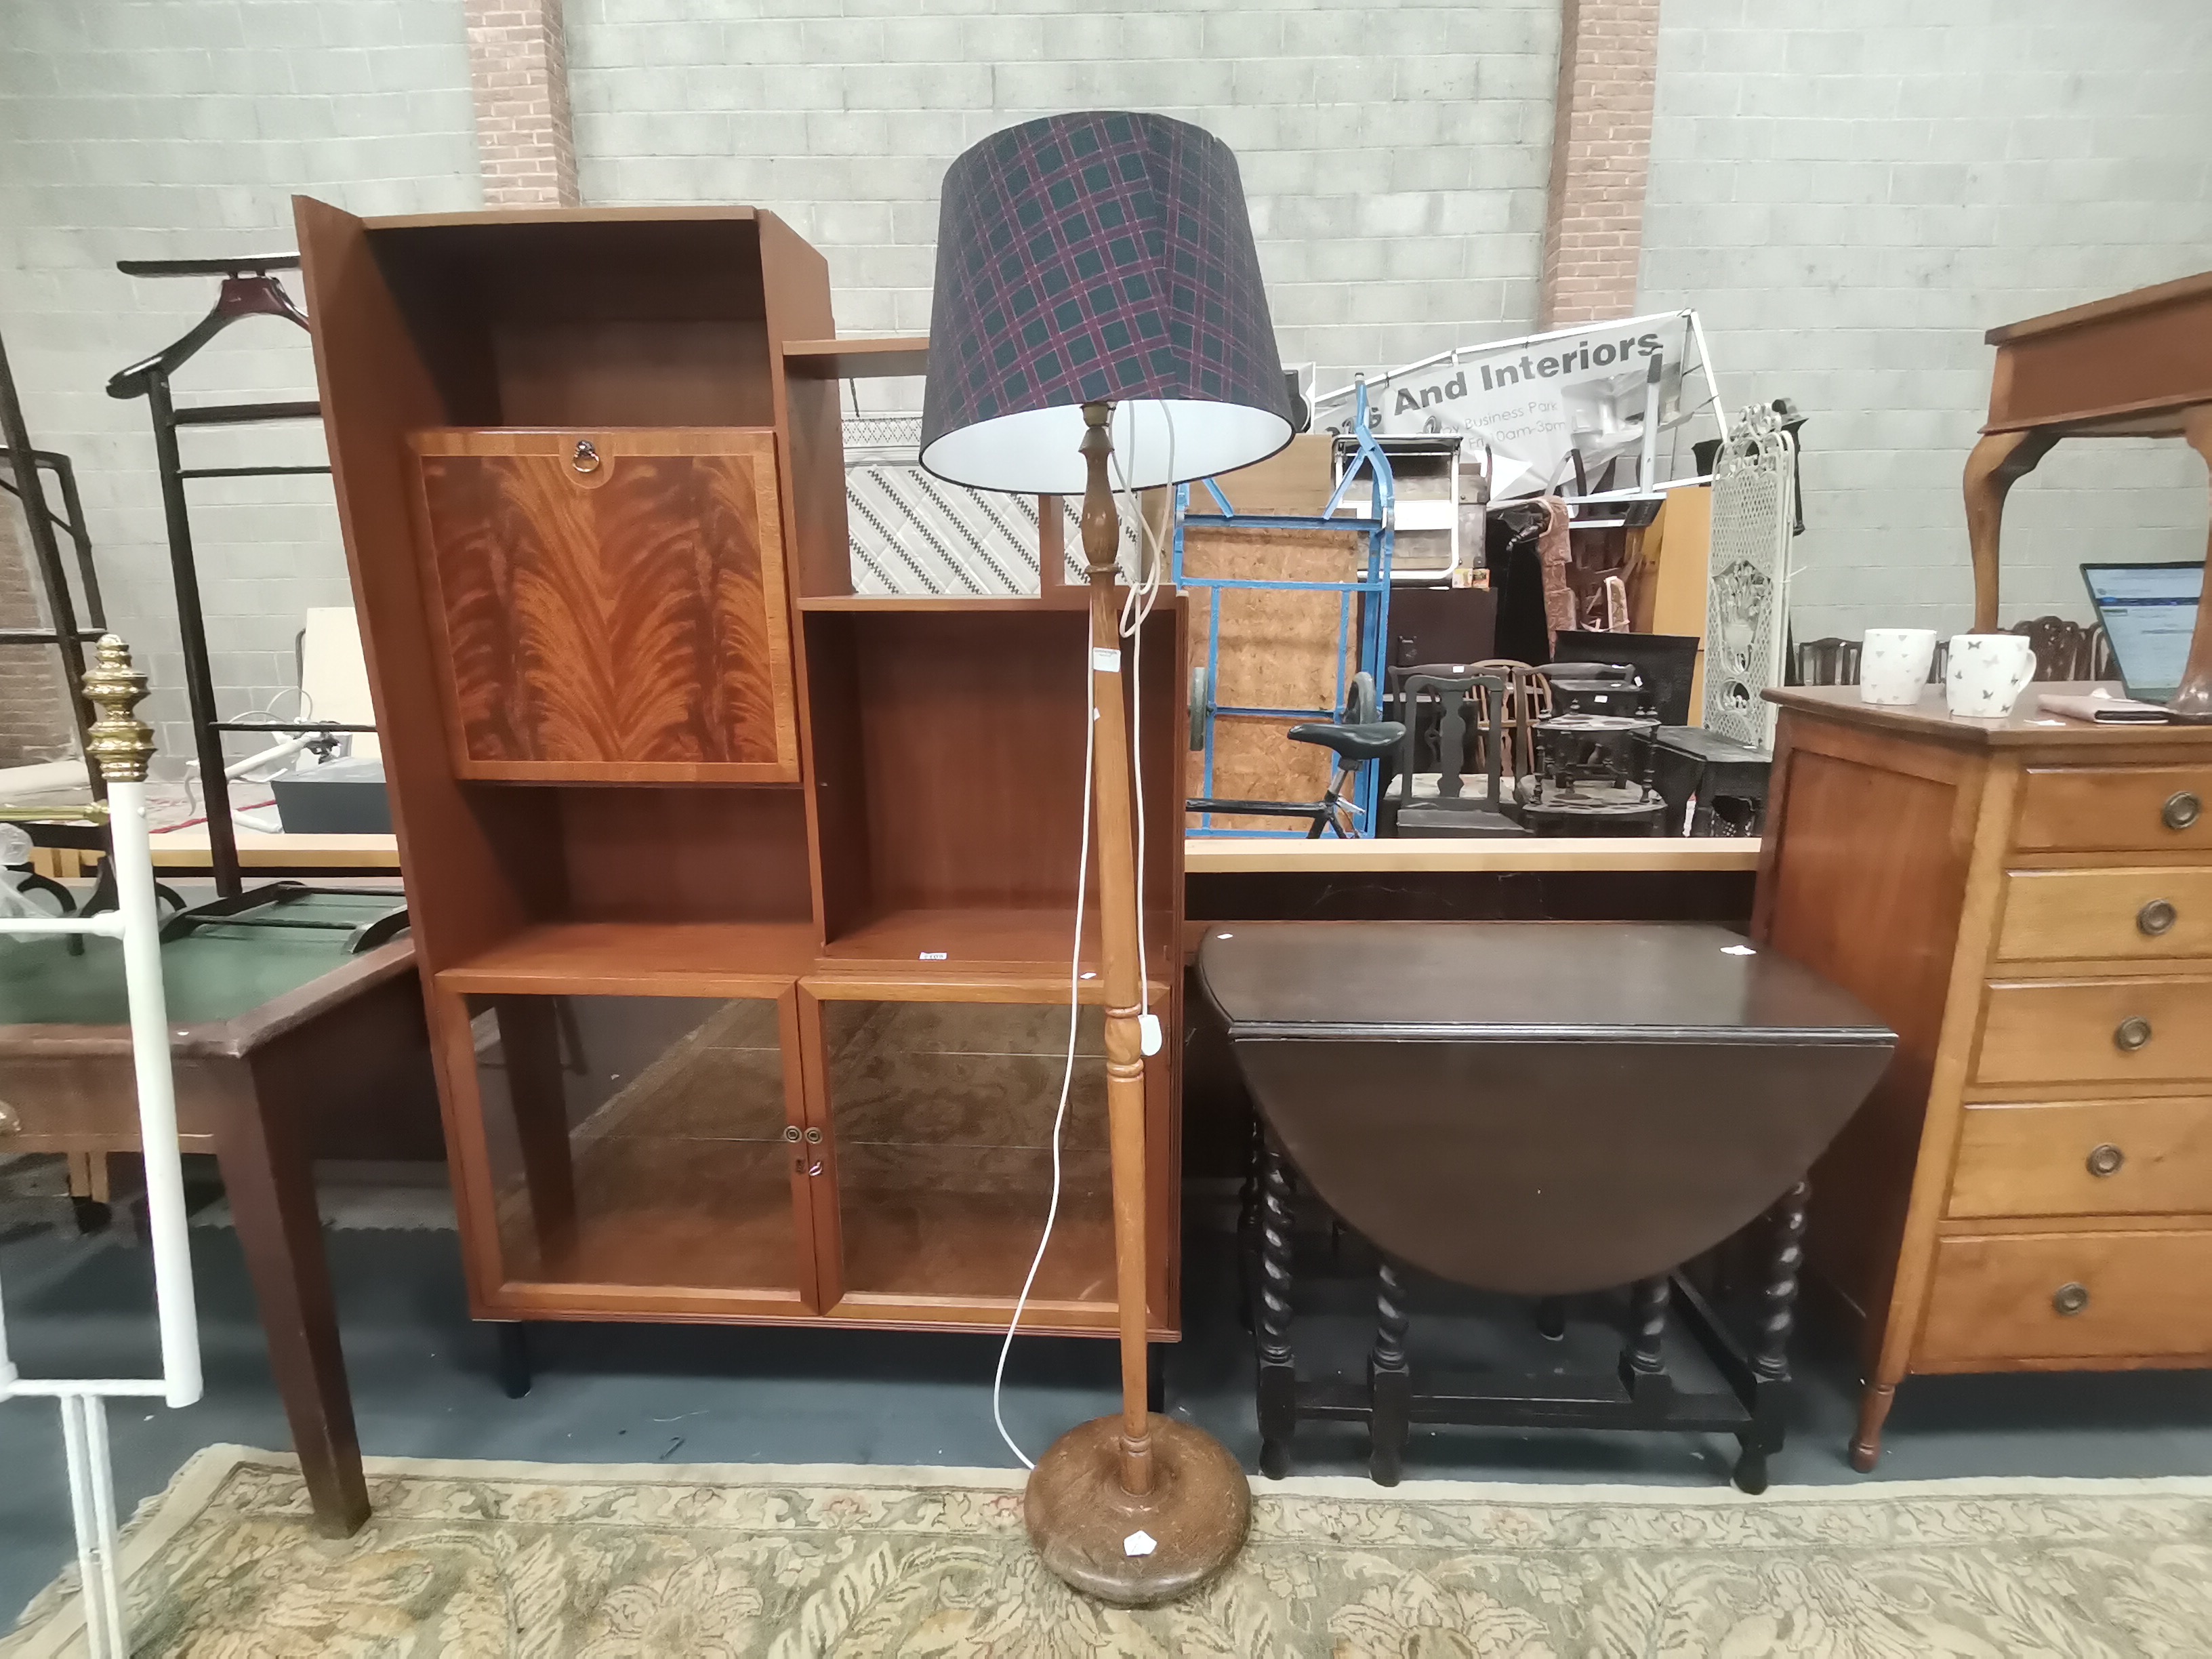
[409,428,798,782]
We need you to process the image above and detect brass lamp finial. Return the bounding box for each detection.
[83,634,155,784]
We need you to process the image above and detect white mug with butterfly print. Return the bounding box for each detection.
[1946,632,2038,719]
[1860,628,1938,706]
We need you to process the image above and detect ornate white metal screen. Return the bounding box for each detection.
[1702,405,1797,749]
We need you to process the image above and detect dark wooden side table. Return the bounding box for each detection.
[1198,920,1893,1492]
[0,904,441,1535]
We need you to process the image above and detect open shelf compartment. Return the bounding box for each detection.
[432,784,815,995]
[801,597,1185,981]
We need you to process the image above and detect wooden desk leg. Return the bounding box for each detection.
[1255,1131,1297,1480]
[217,1073,370,1537]
[1368,1257,1411,1487]
[1852,1384,1897,1473]
[1963,429,2058,632]
[2171,409,2212,722]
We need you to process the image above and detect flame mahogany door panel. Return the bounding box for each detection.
[408,428,798,783]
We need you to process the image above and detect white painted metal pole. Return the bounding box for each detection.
[1689,309,1728,445]
[105,774,201,1409]
[222,729,316,780]
[85,1395,127,1654]
[61,1394,123,1659]
[1638,354,1663,493]
[0,914,124,937]
[0,1235,15,1395]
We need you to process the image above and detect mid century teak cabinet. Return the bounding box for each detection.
[297,199,1185,1338]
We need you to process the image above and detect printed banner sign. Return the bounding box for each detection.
[1315,311,1702,499]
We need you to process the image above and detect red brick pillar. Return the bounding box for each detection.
[463,0,579,208]
[1539,0,1661,328]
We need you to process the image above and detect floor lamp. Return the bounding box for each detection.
[918,112,1295,1605]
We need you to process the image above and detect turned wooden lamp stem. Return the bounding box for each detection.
[1080,401,1156,1494]
[1078,400,1156,1497]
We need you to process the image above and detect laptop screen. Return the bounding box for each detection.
[2082,562,2203,702]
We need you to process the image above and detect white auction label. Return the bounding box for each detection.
[1091,647,1122,673]
[1123,1529,1158,1557]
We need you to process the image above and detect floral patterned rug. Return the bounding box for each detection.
[9,1447,2212,1656]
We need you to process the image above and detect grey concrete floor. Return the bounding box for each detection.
[8,1176,2212,1625]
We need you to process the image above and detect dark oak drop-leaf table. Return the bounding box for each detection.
[1200,920,1894,1492]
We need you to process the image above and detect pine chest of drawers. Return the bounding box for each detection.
[1754,684,2212,1468]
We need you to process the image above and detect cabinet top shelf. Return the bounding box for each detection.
[438,921,818,998]
[799,592,1097,614]
[361,204,771,232]
[783,337,930,380]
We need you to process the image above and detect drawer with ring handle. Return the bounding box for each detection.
[2013,767,2212,852]
[1979,977,2212,1084]
[1993,868,2212,962]
[1951,1097,2212,1218]
[1922,1231,2212,1364]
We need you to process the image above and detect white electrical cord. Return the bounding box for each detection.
[1110,404,1173,1036]
[990,403,1174,1469]
[991,604,1097,1471]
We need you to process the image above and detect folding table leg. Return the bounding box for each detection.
[1255,1130,1298,1479]
[1735,1179,1809,1496]
[1368,1256,1411,1486]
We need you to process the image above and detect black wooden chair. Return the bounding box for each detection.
[1382,670,1532,839]
[1791,635,1862,687]
[2011,615,2116,682]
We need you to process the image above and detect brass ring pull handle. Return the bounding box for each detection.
[782,1124,801,1143]
[2053,1282,2091,1317]
[804,1126,824,1145]
[571,438,602,475]
[2165,791,2202,832]
[2086,1143,2125,1178]
[2138,899,2178,937]
[2115,1017,2153,1052]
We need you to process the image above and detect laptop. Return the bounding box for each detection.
[2081,561,2203,704]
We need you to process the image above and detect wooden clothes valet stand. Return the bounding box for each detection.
[294,202,1185,1381]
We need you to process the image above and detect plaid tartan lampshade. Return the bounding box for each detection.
[919,111,1293,495]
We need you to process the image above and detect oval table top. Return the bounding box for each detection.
[1199,921,1895,1295]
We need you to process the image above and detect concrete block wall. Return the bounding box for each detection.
[565,0,1563,409]
[0,0,481,766]
[1641,0,2212,639]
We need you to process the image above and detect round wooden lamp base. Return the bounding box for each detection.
[1023,1414,1251,1607]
